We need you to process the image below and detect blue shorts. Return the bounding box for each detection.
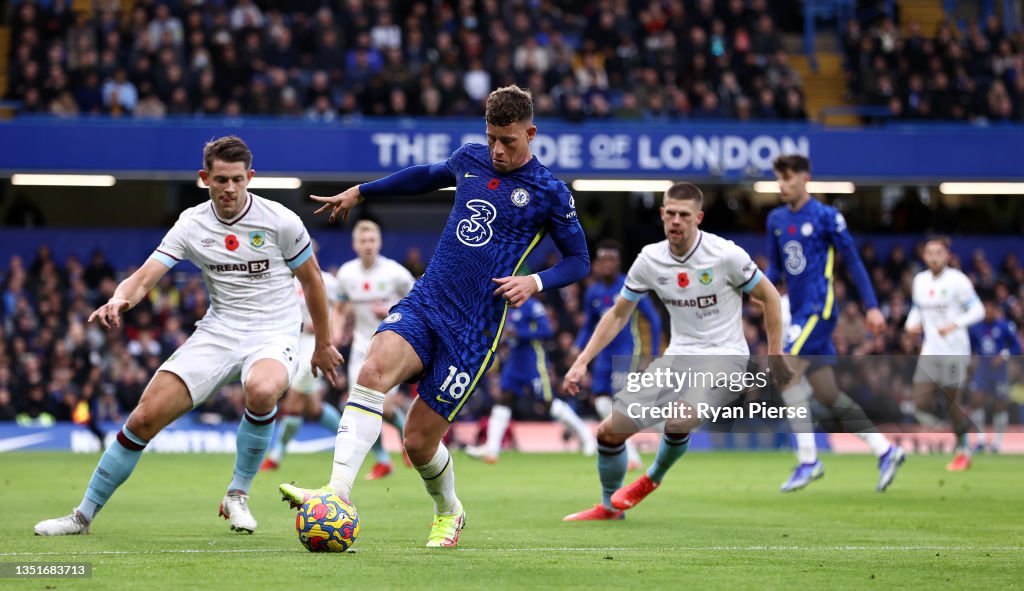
[785,314,837,365]
[500,344,553,402]
[592,353,638,396]
[500,370,553,402]
[375,300,494,422]
[970,370,1010,399]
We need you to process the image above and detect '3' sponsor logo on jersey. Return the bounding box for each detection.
[456,199,497,247]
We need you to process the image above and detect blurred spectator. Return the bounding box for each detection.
[6,0,800,122]
[84,250,115,291]
[101,68,138,114]
[0,388,16,420]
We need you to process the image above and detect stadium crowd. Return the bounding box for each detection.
[845,12,1024,122]
[6,0,808,121]
[2,235,1023,429]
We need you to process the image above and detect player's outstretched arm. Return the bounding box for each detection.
[563,296,639,395]
[314,162,457,224]
[311,185,364,224]
[294,256,344,386]
[88,258,169,329]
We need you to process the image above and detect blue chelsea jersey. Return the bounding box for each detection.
[766,197,878,320]
[406,143,583,352]
[576,274,662,357]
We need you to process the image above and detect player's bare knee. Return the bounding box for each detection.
[243,381,283,414]
[356,357,394,393]
[126,406,161,441]
[596,420,628,447]
[664,417,696,434]
[402,431,435,465]
[814,389,838,407]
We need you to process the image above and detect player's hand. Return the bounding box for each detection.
[767,354,796,388]
[88,298,130,329]
[938,322,957,337]
[562,362,587,395]
[492,275,539,308]
[865,307,886,335]
[311,186,364,224]
[311,342,344,387]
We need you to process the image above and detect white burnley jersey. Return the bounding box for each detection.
[296,272,339,328]
[335,256,415,349]
[622,231,763,355]
[151,193,313,334]
[906,267,982,355]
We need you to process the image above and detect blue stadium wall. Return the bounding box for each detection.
[2,118,1023,180]
[3,118,1022,267]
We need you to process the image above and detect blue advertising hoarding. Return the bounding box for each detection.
[1,117,1021,181]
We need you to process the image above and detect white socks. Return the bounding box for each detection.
[914,409,943,428]
[993,411,1008,449]
[859,432,892,457]
[330,384,384,499]
[550,398,596,452]
[795,432,818,464]
[415,444,460,515]
[971,408,987,447]
[783,379,817,463]
[484,405,512,457]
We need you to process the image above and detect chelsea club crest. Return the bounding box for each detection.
[511,188,530,207]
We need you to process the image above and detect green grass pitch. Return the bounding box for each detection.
[1,451,1021,590]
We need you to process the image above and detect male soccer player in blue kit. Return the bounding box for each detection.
[968,296,1021,454]
[467,296,596,462]
[279,86,590,547]
[767,154,905,492]
[575,240,662,470]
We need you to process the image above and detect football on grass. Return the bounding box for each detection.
[296,493,359,552]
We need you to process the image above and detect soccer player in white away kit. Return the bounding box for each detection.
[334,220,416,480]
[260,242,345,472]
[34,136,342,536]
[562,182,793,521]
[905,236,984,471]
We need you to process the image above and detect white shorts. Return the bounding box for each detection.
[160,323,300,408]
[290,333,324,396]
[613,350,749,431]
[912,355,968,388]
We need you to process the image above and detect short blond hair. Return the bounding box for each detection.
[352,220,381,238]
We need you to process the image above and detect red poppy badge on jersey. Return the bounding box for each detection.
[225,234,239,251]
[487,178,500,190]
[677,272,690,288]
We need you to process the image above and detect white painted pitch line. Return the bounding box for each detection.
[1,546,1021,557]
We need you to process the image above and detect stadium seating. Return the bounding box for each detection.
[5,0,806,121]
